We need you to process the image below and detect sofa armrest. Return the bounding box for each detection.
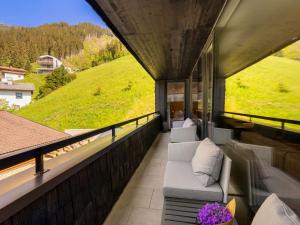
[168,141,201,162]
[170,126,197,143]
[219,154,232,203]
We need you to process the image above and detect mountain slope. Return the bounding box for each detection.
[226,56,300,128]
[0,23,112,69]
[16,55,154,131]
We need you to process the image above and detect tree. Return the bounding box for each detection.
[25,61,32,72]
[0,99,10,110]
[37,66,76,99]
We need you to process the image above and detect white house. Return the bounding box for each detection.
[0,82,34,109]
[37,55,63,74]
[0,66,26,81]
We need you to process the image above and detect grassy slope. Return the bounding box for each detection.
[16,55,154,131]
[226,56,300,128]
[16,73,46,99]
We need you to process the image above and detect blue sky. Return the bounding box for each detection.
[0,0,107,27]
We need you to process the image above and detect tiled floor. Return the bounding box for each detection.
[104,132,169,225]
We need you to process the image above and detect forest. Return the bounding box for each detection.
[0,22,127,71]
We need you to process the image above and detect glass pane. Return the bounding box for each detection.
[192,80,203,119]
[206,46,213,122]
[224,40,300,216]
[167,82,185,121]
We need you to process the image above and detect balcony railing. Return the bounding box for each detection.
[0,111,159,175]
[222,111,300,133]
[0,111,161,224]
[37,60,53,65]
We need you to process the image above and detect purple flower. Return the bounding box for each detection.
[197,203,233,225]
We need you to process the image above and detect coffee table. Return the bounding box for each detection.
[162,197,239,225]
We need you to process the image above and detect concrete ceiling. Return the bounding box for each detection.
[87,0,225,80]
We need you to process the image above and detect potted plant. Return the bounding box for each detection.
[196,199,236,225]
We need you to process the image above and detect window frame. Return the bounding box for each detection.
[16,92,23,99]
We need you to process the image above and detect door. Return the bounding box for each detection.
[167,82,185,127]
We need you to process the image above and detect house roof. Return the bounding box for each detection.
[38,55,60,61]
[0,111,69,155]
[0,83,35,92]
[0,66,26,75]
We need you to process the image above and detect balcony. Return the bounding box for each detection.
[1,0,300,224]
[0,116,255,225]
[0,113,162,225]
[37,60,53,65]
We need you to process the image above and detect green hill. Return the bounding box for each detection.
[16,73,46,99]
[16,55,154,131]
[16,54,300,132]
[226,55,300,130]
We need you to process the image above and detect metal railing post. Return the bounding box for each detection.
[112,126,116,140]
[136,119,139,127]
[281,121,285,130]
[281,121,285,138]
[35,154,44,175]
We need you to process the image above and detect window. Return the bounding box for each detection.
[224,40,300,214]
[225,40,300,132]
[16,92,23,99]
[167,82,185,122]
[192,61,203,120]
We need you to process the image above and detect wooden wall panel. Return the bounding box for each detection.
[1,118,161,225]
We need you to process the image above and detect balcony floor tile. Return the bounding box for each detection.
[103,132,169,225]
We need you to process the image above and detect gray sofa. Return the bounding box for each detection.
[224,140,300,214]
[170,120,198,143]
[163,141,232,203]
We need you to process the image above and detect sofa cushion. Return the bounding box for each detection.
[163,161,223,201]
[191,138,223,186]
[251,193,300,225]
[182,118,194,128]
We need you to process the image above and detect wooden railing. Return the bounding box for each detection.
[0,111,159,174]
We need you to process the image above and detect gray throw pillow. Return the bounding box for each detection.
[251,193,300,225]
[191,138,223,186]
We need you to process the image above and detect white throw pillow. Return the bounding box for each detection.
[191,138,223,186]
[182,118,194,128]
[251,193,300,225]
